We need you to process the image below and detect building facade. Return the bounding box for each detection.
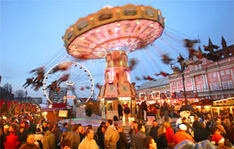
[169,45,234,100]
[136,77,170,103]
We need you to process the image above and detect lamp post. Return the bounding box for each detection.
[173,53,189,106]
[181,72,188,106]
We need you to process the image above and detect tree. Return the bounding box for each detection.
[14,89,26,98]
[2,83,12,93]
[85,103,93,117]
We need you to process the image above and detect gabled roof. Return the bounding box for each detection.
[138,77,169,90]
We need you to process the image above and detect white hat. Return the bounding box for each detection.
[179,124,187,131]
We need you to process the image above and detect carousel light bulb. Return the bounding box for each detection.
[158,10,161,14]
[69,26,74,31]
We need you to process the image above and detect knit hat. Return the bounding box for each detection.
[211,134,224,144]
[179,124,187,131]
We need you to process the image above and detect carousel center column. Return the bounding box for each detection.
[98,49,136,121]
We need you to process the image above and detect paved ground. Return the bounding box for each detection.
[60,115,178,132]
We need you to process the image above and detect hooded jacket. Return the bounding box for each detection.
[64,130,80,149]
[104,125,120,148]
[43,130,55,149]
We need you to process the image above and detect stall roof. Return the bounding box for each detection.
[191,99,214,106]
[138,77,169,90]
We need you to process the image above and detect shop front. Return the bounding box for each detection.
[211,97,234,116]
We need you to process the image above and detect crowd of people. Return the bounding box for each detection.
[0,107,234,149]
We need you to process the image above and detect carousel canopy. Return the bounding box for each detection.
[63,4,165,59]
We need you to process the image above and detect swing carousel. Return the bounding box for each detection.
[63,4,165,120]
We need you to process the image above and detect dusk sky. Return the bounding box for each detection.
[1,0,233,101]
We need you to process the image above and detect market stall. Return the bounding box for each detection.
[211,97,234,116]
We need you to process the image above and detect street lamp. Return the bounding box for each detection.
[171,54,189,106]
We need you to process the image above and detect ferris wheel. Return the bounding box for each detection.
[43,61,94,104]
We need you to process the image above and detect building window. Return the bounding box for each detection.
[196,76,199,81]
[189,78,192,82]
[220,71,224,76]
[202,84,206,91]
[185,79,187,83]
[227,80,233,88]
[200,76,203,80]
[225,69,230,75]
[199,64,202,69]
[215,82,219,90]
[210,83,215,91]
[213,72,217,77]
[209,73,212,78]
[190,66,194,71]
[197,85,201,92]
[222,81,227,89]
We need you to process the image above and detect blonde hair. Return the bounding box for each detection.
[157,126,165,138]
[163,122,171,128]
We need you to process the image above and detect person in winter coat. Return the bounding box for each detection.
[123,105,130,122]
[34,128,44,149]
[134,124,146,149]
[104,119,120,149]
[149,120,159,143]
[4,124,21,149]
[164,122,174,147]
[61,123,68,133]
[211,126,225,146]
[97,126,106,149]
[51,122,61,148]
[117,126,129,149]
[78,128,98,149]
[96,121,106,148]
[19,133,39,149]
[173,124,194,146]
[16,126,28,145]
[194,122,209,142]
[64,124,80,149]
[42,125,55,149]
[128,121,138,149]
[157,126,168,149]
[141,101,148,121]
[0,127,6,149]
[118,104,123,120]
[143,136,157,149]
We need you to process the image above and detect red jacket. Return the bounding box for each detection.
[4,130,21,149]
[165,128,174,143]
[173,130,194,145]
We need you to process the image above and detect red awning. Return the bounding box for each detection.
[52,103,66,108]
[0,100,5,109]
[7,101,13,110]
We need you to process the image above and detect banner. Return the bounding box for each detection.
[59,110,68,117]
